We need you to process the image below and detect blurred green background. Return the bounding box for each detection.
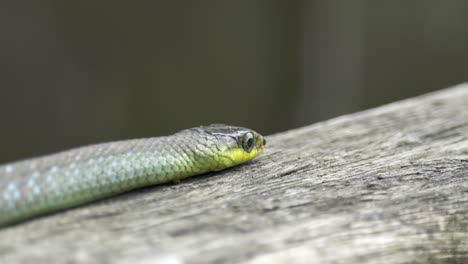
[1,1,468,163]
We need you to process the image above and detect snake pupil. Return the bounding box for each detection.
[247,138,253,148]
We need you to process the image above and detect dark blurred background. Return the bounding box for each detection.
[1,1,468,163]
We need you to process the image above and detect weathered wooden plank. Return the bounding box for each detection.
[1,84,468,264]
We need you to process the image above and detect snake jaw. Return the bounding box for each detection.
[213,131,265,170]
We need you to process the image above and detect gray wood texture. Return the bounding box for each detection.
[1,84,468,264]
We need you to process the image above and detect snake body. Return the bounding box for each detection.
[0,124,265,227]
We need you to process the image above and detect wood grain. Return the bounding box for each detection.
[1,84,468,264]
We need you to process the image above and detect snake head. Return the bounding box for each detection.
[182,124,265,171]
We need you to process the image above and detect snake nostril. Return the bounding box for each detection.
[263,138,266,146]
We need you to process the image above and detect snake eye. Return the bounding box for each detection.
[242,132,255,153]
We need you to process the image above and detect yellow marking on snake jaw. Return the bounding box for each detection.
[218,135,265,169]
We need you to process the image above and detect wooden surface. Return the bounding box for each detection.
[1,84,468,264]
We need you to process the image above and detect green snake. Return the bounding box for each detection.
[0,124,265,227]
